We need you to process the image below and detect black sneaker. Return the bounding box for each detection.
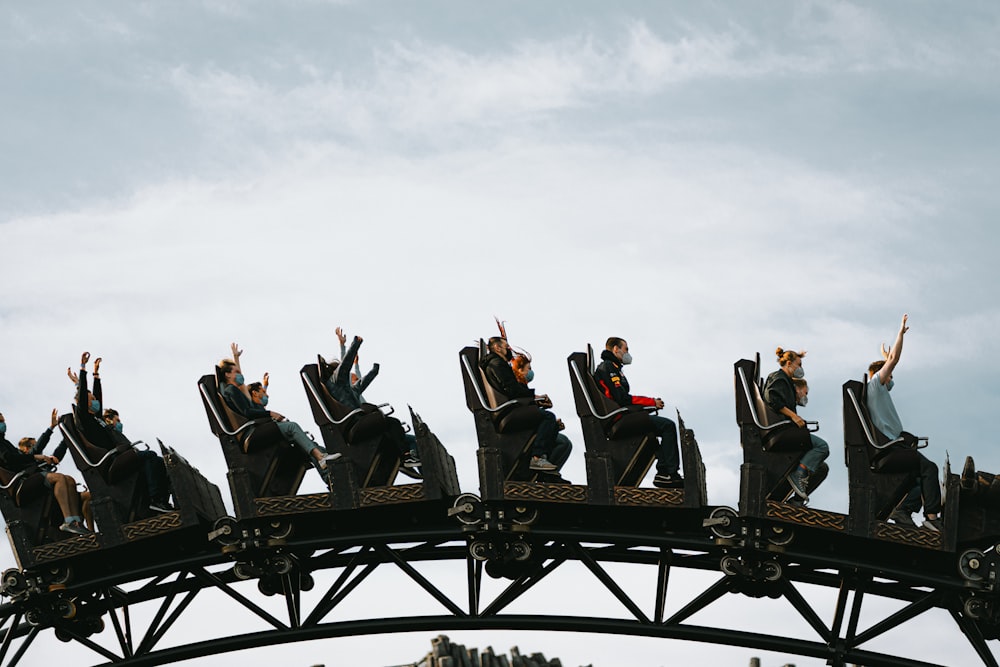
[889,509,916,526]
[150,499,174,513]
[59,520,91,535]
[653,473,683,488]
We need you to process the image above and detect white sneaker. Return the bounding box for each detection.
[318,451,342,469]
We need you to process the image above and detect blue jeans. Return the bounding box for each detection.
[800,433,829,473]
[549,433,573,469]
[531,411,559,458]
[649,415,680,475]
[276,421,322,457]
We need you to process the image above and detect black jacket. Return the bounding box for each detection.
[0,437,37,473]
[480,351,534,399]
[593,349,656,407]
[74,369,118,450]
[763,369,797,415]
[324,336,380,410]
[222,383,270,420]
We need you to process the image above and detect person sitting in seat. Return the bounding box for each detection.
[70,353,174,513]
[322,333,421,474]
[763,348,829,502]
[866,314,942,531]
[19,409,94,529]
[0,412,90,535]
[219,350,339,474]
[511,353,572,472]
[480,336,559,472]
[594,337,682,488]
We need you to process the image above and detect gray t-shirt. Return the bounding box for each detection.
[867,374,903,440]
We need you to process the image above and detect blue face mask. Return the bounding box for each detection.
[235,373,245,386]
[260,395,269,406]
[792,366,805,379]
[525,370,535,383]
[0,423,6,436]
[114,421,124,433]
[90,399,101,414]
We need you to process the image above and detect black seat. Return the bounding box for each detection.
[733,357,814,514]
[567,346,658,488]
[198,373,308,518]
[59,413,148,527]
[459,342,549,500]
[0,465,68,553]
[300,362,400,489]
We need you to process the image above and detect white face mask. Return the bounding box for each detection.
[797,395,809,407]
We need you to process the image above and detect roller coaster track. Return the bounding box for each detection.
[1,499,997,667]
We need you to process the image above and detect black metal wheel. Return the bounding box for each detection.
[762,561,782,582]
[708,507,739,540]
[1,569,26,595]
[959,549,987,582]
[268,520,294,541]
[768,525,795,546]
[233,562,255,580]
[511,505,539,526]
[965,596,988,620]
[721,555,741,576]
[452,494,484,526]
[511,541,532,562]
[213,517,243,547]
[469,541,490,561]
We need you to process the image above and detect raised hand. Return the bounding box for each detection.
[335,327,347,346]
[262,372,269,389]
[67,368,79,385]
[50,409,58,428]
[81,351,90,366]
[900,313,909,334]
[230,342,243,361]
[94,357,102,376]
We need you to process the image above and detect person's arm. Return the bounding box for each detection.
[878,314,909,385]
[334,336,363,387]
[355,363,380,394]
[52,438,68,463]
[93,357,103,406]
[74,353,90,420]
[336,327,348,361]
[764,374,804,427]
[230,343,243,374]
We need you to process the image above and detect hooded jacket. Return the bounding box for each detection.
[480,351,534,400]
[593,349,656,407]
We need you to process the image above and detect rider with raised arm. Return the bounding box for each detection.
[324,332,421,473]
[219,345,340,474]
[0,411,89,535]
[763,348,829,502]
[866,314,942,531]
[594,337,682,488]
[71,353,174,513]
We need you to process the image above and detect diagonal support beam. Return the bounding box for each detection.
[654,548,672,625]
[377,544,467,617]
[0,613,21,665]
[850,590,940,647]
[5,627,38,667]
[664,576,731,626]
[480,557,566,617]
[569,542,650,624]
[303,549,379,627]
[949,606,1000,667]
[781,579,832,643]
[190,568,287,630]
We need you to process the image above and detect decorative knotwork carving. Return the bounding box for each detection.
[32,533,101,562]
[359,484,426,506]
[766,501,846,531]
[254,493,332,516]
[503,483,587,503]
[123,511,183,541]
[874,521,942,549]
[614,487,684,507]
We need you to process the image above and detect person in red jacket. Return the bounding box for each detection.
[593,337,681,488]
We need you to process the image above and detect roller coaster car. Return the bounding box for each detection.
[842,379,959,550]
[568,346,707,507]
[0,464,95,570]
[198,372,311,519]
[59,415,226,549]
[460,343,581,503]
[956,456,1000,545]
[734,358,845,536]
[301,362,461,508]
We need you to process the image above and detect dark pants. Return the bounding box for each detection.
[385,417,417,457]
[136,450,170,502]
[531,411,559,458]
[549,433,572,469]
[649,414,680,475]
[892,451,942,516]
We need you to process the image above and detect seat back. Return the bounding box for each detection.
[734,358,810,452]
[300,363,398,488]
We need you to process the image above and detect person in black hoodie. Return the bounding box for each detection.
[72,352,173,513]
[593,337,682,488]
[480,336,559,472]
[0,412,89,535]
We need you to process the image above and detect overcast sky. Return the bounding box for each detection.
[2,2,999,665]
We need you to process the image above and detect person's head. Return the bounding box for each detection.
[511,355,534,384]
[219,359,242,386]
[18,437,34,453]
[605,337,632,365]
[0,413,5,437]
[248,381,269,406]
[103,408,123,432]
[86,392,101,415]
[869,359,887,378]
[792,377,809,406]
[488,336,512,360]
[776,347,806,378]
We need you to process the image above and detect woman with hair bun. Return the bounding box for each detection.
[511,354,573,473]
[763,347,829,503]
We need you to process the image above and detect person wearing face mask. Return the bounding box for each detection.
[70,353,174,513]
[0,411,90,535]
[480,336,560,472]
[322,334,421,474]
[511,354,572,472]
[219,350,340,476]
[866,314,942,531]
[594,337,682,488]
[764,348,829,502]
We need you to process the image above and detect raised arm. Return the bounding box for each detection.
[92,357,103,405]
[74,352,90,419]
[878,314,909,385]
[355,363,380,394]
[333,336,363,387]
